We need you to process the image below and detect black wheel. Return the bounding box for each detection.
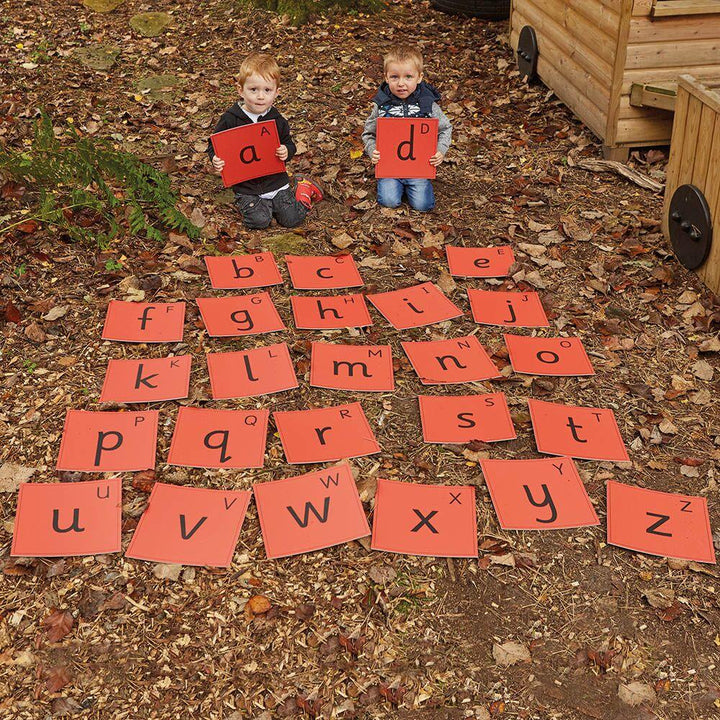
[669,184,713,270]
[430,0,511,20]
[517,25,538,81]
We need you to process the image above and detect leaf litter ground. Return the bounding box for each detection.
[1,0,719,718]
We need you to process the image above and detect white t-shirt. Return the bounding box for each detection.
[241,106,289,201]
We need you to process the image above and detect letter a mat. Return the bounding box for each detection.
[446,245,515,278]
[310,342,394,392]
[367,282,462,329]
[480,457,599,530]
[290,294,372,330]
[273,402,380,464]
[606,480,715,564]
[375,117,438,179]
[204,252,283,290]
[167,407,269,469]
[102,300,185,343]
[468,289,549,328]
[286,254,363,290]
[100,355,192,403]
[371,479,477,558]
[11,478,122,557]
[207,342,298,399]
[196,292,285,337]
[528,399,629,462]
[57,410,158,472]
[254,463,370,559]
[504,335,594,376]
[419,393,515,444]
[401,335,501,384]
[126,483,251,567]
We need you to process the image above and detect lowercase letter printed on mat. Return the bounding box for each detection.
[310,342,394,392]
[11,477,122,558]
[57,410,159,472]
[480,457,599,530]
[285,254,364,290]
[273,402,380,464]
[607,480,716,564]
[102,300,186,343]
[419,393,516,444]
[196,292,285,337]
[528,399,630,462]
[204,252,283,290]
[375,117,438,179]
[126,483,252,567]
[401,335,501,384]
[504,334,594,376]
[367,282,462,330]
[290,294,372,330]
[207,342,298,399]
[445,245,515,278]
[371,479,478,558]
[254,463,370,559]
[100,355,192,403]
[167,407,269,469]
[468,289,549,328]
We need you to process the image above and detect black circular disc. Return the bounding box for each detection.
[669,184,713,270]
[517,25,538,81]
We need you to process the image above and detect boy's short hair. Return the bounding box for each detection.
[238,52,281,87]
[383,45,424,75]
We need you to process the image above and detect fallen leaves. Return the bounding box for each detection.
[247,594,272,615]
[492,641,531,666]
[0,462,36,492]
[24,321,47,343]
[43,609,74,643]
[618,682,656,706]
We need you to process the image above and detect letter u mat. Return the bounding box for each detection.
[375,116,438,179]
[204,252,283,289]
[310,342,394,392]
[371,478,478,558]
[419,393,516,444]
[468,289,549,328]
[102,300,186,343]
[253,463,370,559]
[445,245,515,278]
[528,399,629,462]
[207,342,298,399]
[273,402,380,464]
[125,483,251,567]
[367,282,462,329]
[480,457,599,530]
[504,334,595,376]
[606,480,715,564]
[210,120,285,187]
[401,335,501,384]
[290,294,372,330]
[167,407,269,469]
[57,410,159,472]
[100,355,192,403]
[11,478,122,557]
[286,254,364,290]
[196,293,285,337]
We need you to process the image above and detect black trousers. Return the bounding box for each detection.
[234,187,308,230]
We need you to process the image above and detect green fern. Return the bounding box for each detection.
[0,113,200,246]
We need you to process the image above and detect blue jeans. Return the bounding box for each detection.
[377,178,435,212]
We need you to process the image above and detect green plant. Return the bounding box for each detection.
[104,258,123,272]
[14,262,26,277]
[241,0,383,25]
[0,113,199,245]
[23,359,37,374]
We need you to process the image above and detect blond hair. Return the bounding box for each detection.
[383,45,424,75]
[238,52,281,87]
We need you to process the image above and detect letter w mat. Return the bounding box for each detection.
[254,463,370,559]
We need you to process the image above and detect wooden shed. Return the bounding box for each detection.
[663,75,720,295]
[508,0,720,160]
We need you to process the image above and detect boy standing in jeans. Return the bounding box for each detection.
[207,52,322,229]
[362,45,452,212]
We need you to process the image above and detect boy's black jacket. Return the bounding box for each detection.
[372,81,441,117]
[207,103,296,196]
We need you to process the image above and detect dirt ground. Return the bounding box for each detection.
[1,0,719,718]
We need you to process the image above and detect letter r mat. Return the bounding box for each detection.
[11,478,122,557]
[371,479,478,557]
[606,480,715,564]
[102,300,185,342]
[56,410,158,472]
[253,463,370,559]
[125,483,251,567]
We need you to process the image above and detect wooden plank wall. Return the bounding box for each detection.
[509,0,624,140]
[617,0,720,145]
[663,77,720,295]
